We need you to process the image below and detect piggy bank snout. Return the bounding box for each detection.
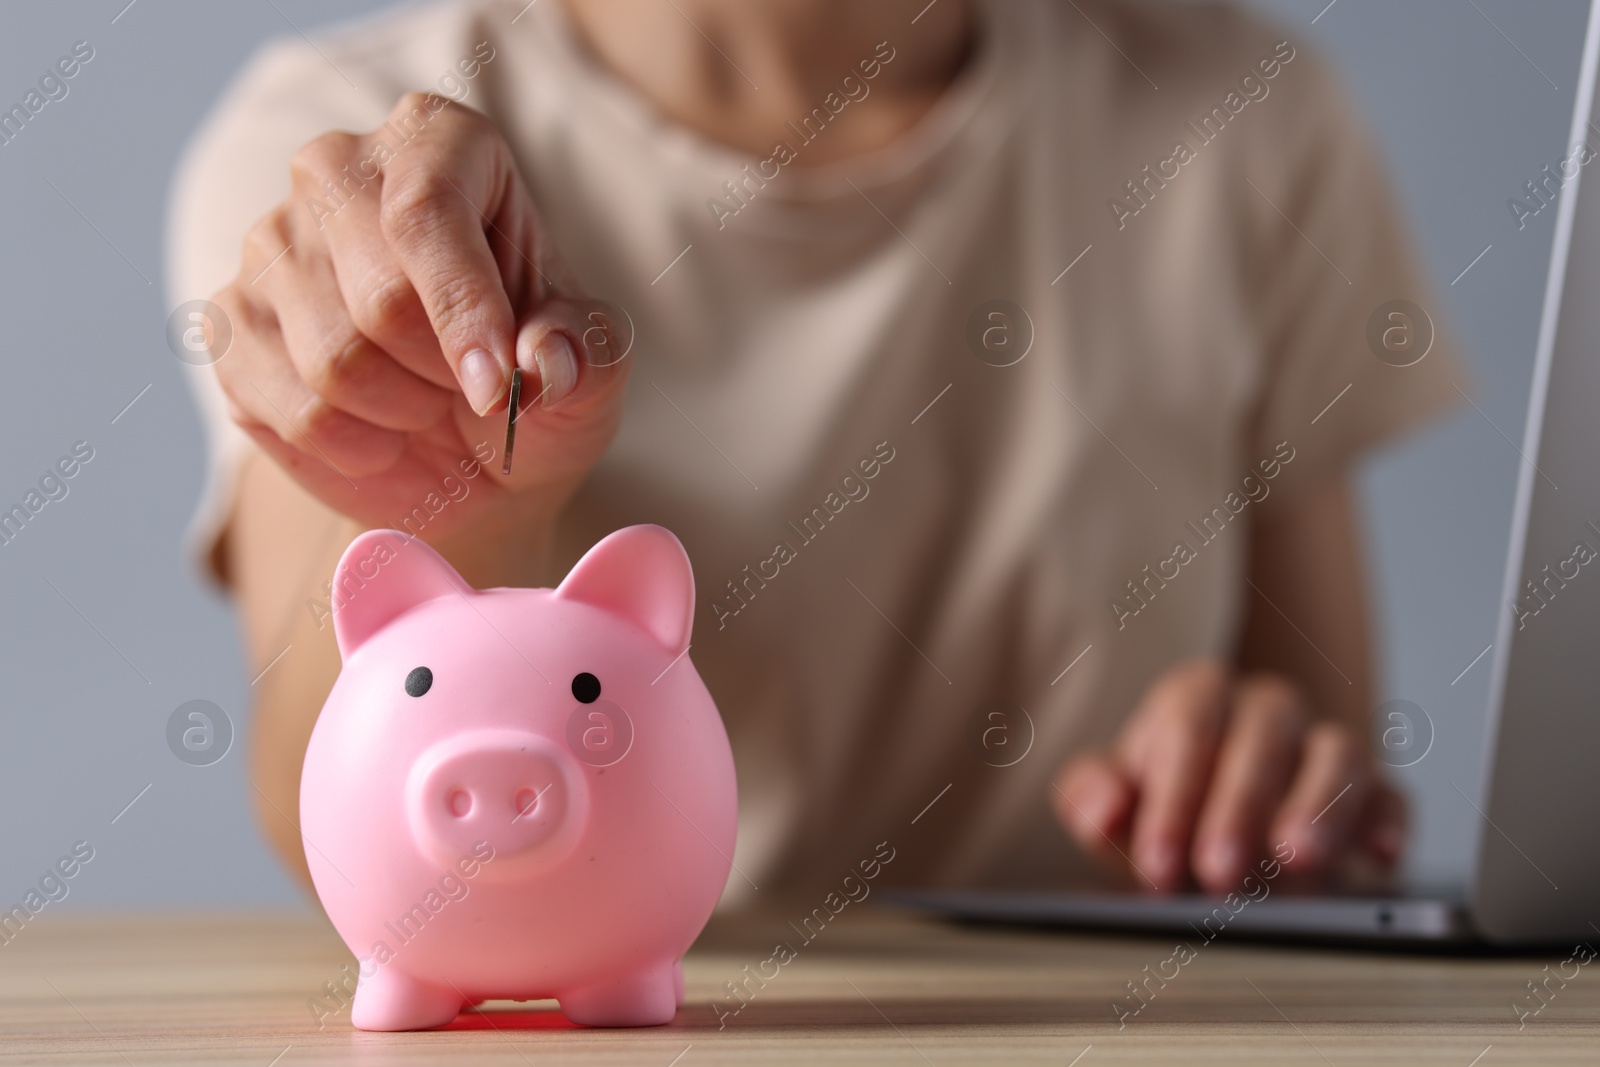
[407,732,587,876]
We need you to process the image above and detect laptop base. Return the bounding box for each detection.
[887,889,1479,949]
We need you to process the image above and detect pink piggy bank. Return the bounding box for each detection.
[299,524,737,1030]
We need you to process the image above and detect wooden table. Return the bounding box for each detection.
[1,905,1595,1065]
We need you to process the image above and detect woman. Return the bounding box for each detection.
[170,0,1459,900]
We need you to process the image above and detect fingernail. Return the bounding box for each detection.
[534,333,577,408]
[1203,839,1242,882]
[1294,825,1326,867]
[1141,841,1181,888]
[1077,790,1113,833]
[460,348,506,416]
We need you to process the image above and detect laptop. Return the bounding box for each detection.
[894,3,1600,948]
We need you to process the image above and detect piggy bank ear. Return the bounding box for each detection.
[331,530,474,658]
[555,525,694,655]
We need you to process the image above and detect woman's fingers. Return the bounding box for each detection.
[303,144,459,392]
[1190,676,1305,893]
[261,234,455,433]
[1054,662,1401,895]
[516,299,633,409]
[1270,720,1372,881]
[213,97,626,540]
[227,97,588,457]
[1360,779,1408,870]
[1052,755,1139,880]
[286,97,556,417]
[1120,661,1231,891]
[213,291,406,479]
[374,96,532,415]
[222,207,435,462]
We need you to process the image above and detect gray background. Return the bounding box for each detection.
[0,0,1585,908]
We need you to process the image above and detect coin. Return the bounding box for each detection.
[502,366,523,475]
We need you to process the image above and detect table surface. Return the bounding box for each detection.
[1,905,1596,1065]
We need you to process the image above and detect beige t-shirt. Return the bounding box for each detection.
[169,0,1462,896]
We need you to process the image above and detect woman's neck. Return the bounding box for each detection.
[557,0,977,165]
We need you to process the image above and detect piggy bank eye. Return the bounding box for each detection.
[571,672,601,704]
[405,667,433,698]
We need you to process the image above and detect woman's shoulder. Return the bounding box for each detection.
[1031,0,1343,121]
[1025,0,1366,211]
[1051,0,1302,71]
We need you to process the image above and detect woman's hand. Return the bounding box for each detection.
[1052,659,1406,894]
[211,94,630,574]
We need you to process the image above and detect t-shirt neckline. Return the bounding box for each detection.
[522,0,1026,204]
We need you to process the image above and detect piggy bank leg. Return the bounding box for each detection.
[351,969,464,1031]
[558,959,678,1027]
[673,959,686,1007]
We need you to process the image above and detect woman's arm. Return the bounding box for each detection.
[231,453,352,889]
[1237,473,1373,732]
